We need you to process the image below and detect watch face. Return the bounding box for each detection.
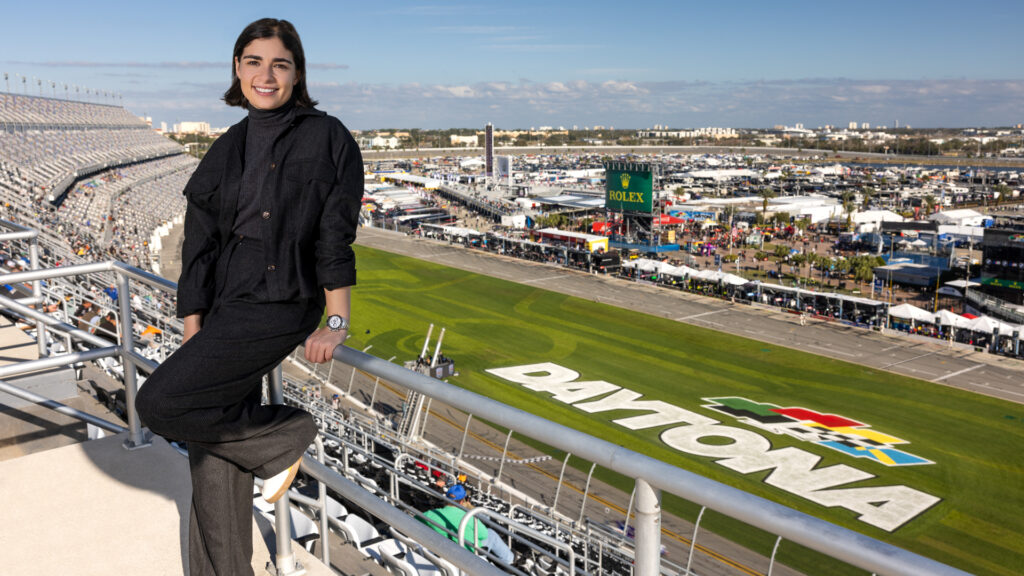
[327,315,343,330]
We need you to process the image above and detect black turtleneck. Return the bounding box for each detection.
[233,98,296,239]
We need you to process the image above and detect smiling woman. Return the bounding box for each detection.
[134,16,363,576]
[234,38,297,110]
[223,18,318,110]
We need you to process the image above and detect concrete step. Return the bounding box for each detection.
[0,431,334,576]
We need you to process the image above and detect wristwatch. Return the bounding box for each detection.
[326,315,349,332]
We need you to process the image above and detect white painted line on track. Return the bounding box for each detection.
[882,351,938,369]
[972,382,1024,400]
[880,344,903,352]
[677,309,728,321]
[521,275,568,284]
[808,344,858,357]
[931,364,984,383]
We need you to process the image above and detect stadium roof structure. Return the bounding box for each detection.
[420,223,482,237]
[376,172,441,189]
[531,194,605,210]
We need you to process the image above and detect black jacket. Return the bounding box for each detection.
[176,107,363,318]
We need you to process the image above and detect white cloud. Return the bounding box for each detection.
[123,76,1024,130]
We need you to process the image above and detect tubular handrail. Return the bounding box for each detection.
[0,250,972,576]
[299,455,507,576]
[0,377,126,434]
[458,506,577,575]
[331,344,972,576]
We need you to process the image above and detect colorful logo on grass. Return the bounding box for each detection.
[703,397,933,467]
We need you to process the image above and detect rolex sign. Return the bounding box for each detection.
[605,163,653,213]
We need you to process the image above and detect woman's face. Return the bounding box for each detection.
[234,36,298,110]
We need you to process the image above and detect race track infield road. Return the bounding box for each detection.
[357,226,1024,406]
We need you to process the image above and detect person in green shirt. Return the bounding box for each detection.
[419,484,514,565]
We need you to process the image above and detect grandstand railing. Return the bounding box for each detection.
[0,256,508,576]
[0,245,973,575]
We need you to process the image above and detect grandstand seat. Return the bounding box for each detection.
[323,495,347,521]
[418,545,458,576]
[388,529,447,576]
[255,506,320,553]
[382,545,443,576]
[337,513,390,557]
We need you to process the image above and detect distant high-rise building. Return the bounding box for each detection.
[861,123,870,130]
[160,121,167,133]
[848,122,858,130]
[485,123,494,177]
[176,121,211,135]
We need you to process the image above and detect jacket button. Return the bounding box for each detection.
[262,211,271,219]
[267,264,276,271]
[270,162,276,170]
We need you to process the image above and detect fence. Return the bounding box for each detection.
[0,220,973,576]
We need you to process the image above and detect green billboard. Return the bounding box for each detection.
[605,163,653,213]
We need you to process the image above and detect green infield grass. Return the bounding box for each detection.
[342,244,1024,576]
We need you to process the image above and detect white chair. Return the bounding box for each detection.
[285,508,320,552]
[418,546,458,576]
[388,529,446,576]
[383,545,443,576]
[337,513,395,559]
[253,490,320,553]
[323,495,347,521]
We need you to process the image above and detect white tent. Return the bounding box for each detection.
[661,264,699,278]
[888,303,935,323]
[967,316,1019,335]
[721,272,749,286]
[933,309,974,330]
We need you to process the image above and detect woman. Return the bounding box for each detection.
[136,18,363,575]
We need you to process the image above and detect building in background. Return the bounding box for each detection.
[173,121,211,135]
[485,122,493,178]
[450,135,478,147]
[979,228,1024,305]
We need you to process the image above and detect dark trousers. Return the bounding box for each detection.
[137,237,321,576]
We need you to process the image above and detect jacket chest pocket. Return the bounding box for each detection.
[284,159,335,192]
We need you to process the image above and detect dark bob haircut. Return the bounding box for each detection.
[223,18,318,109]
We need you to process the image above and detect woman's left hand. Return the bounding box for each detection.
[305,327,347,363]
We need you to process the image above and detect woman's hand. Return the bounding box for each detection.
[305,326,347,363]
[182,313,203,344]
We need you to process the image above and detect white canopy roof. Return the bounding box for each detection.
[967,316,1019,335]
[888,303,935,323]
[933,309,974,330]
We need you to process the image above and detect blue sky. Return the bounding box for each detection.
[2,0,1023,130]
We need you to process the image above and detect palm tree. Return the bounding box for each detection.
[860,187,875,210]
[923,194,936,217]
[841,191,856,232]
[760,189,775,216]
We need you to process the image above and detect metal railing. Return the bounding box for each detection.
[0,255,508,576]
[330,345,972,576]
[0,245,974,576]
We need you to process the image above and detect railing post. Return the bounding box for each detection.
[767,535,783,576]
[577,461,597,524]
[457,413,473,462]
[685,506,706,576]
[29,238,46,358]
[118,272,149,450]
[551,452,571,516]
[268,364,303,576]
[633,478,662,576]
[495,429,513,483]
[315,435,330,567]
